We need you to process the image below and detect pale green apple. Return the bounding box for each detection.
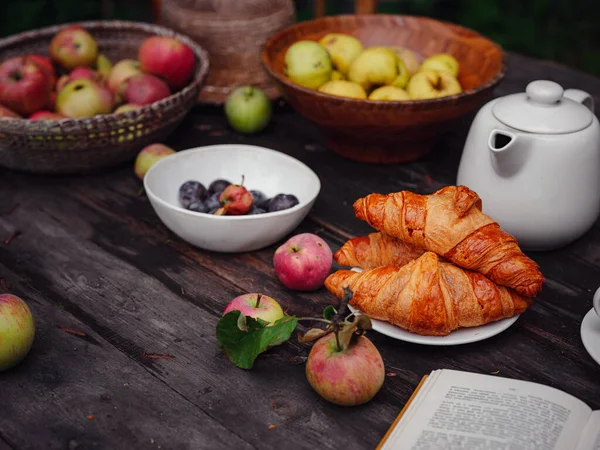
[318,80,367,99]
[318,33,363,76]
[284,41,332,90]
[391,58,410,89]
[407,70,462,100]
[347,46,398,92]
[420,53,460,77]
[368,85,410,101]
[389,46,421,76]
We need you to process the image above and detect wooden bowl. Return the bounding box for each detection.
[261,14,506,164]
[0,20,210,174]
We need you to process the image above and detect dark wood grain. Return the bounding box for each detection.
[1,52,599,450]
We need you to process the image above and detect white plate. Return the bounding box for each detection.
[581,308,600,366]
[347,267,520,346]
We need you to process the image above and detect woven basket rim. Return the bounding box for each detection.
[0,20,210,129]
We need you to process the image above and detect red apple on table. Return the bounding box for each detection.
[305,332,385,406]
[217,184,253,215]
[107,59,142,93]
[49,25,98,70]
[0,105,22,119]
[223,293,284,325]
[29,110,66,120]
[118,73,170,106]
[25,54,56,86]
[139,36,195,90]
[0,56,52,116]
[273,233,333,291]
[56,79,113,118]
[0,294,36,372]
[134,143,176,179]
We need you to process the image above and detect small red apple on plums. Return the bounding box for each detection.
[0,105,21,119]
[107,59,142,93]
[139,36,195,90]
[0,56,52,116]
[218,183,253,215]
[118,73,170,106]
[0,294,36,372]
[273,233,333,291]
[134,143,176,179]
[305,332,385,406]
[56,79,113,118]
[29,110,66,120]
[223,293,284,325]
[49,25,99,70]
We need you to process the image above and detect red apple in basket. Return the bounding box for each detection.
[118,73,170,106]
[25,54,56,86]
[56,79,113,118]
[0,294,36,372]
[114,103,141,114]
[0,56,52,116]
[306,332,385,406]
[134,143,176,180]
[107,59,142,93]
[0,105,22,119]
[49,25,98,70]
[223,293,284,325]
[273,233,333,291]
[29,110,66,120]
[139,36,195,90]
[69,66,101,83]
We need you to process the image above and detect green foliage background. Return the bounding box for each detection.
[1,0,599,76]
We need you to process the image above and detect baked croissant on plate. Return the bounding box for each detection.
[325,252,532,336]
[334,232,426,269]
[353,185,544,297]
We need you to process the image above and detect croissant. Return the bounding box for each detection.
[325,252,532,336]
[352,185,544,297]
[334,232,426,269]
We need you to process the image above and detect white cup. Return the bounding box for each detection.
[594,288,600,318]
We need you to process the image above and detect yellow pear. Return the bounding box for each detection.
[390,58,410,89]
[389,46,421,76]
[318,33,364,76]
[284,40,332,90]
[347,46,399,92]
[407,70,462,100]
[331,70,345,81]
[368,86,410,101]
[318,80,367,99]
[420,53,460,77]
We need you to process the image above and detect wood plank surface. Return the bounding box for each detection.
[1,52,600,449]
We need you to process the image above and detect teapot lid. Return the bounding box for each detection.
[492,80,593,134]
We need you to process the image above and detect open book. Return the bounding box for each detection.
[378,369,600,450]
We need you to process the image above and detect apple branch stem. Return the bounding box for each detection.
[255,293,262,308]
[296,317,331,324]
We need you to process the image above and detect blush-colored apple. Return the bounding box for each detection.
[25,54,56,86]
[133,143,176,179]
[0,294,36,372]
[107,59,142,93]
[273,233,333,291]
[49,25,98,70]
[118,73,170,106]
[29,110,66,120]
[138,36,195,90]
[56,79,114,118]
[223,293,284,325]
[0,56,52,116]
[114,103,141,114]
[0,105,22,119]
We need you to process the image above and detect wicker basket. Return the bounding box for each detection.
[0,20,210,174]
[160,0,295,104]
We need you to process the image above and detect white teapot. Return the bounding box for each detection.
[457,80,600,251]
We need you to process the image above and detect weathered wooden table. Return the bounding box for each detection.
[1,52,599,450]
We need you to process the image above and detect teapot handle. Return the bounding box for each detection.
[564,89,594,113]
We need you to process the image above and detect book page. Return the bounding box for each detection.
[381,369,592,450]
[576,410,600,450]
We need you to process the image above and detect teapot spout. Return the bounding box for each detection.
[488,129,529,177]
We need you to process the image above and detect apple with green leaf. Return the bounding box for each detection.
[223,293,284,325]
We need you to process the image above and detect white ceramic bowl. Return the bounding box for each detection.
[144,144,321,253]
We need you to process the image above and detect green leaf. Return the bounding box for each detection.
[323,305,337,321]
[216,311,298,369]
